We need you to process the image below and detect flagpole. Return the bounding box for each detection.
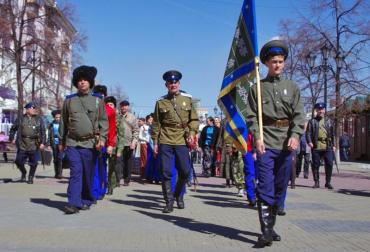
[254,56,264,143]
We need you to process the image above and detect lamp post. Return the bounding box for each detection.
[334,51,344,144]
[31,44,37,101]
[214,106,218,117]
[321,43,331,107]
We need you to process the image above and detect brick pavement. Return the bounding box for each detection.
[0,161,369,252]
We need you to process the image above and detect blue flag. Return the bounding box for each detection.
[217,0,258,152]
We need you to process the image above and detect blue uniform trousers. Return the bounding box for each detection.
[256,149,293,206]
[15,150,39,175]
[243,151,256,202]
[65,147,95,208]
[92,147,108,200]
[144,144,161,183]
[160,144,191,181]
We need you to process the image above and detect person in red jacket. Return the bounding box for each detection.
[91,85,117,199]
[104,95,118,195]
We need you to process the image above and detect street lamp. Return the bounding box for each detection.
[306,52,316,70]
[214,106,218,116]
[321,43,331,107]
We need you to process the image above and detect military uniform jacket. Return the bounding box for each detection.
[306,116,335,150]
[246,76,305,150]
[59,92,108,149]
[9,114,46,151]
[151,92,200,145]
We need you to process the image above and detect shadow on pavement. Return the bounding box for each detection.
[30,198,66,212]
[55,193,67,198]
[337,189,370,197]
[35,175,55,179]
[126,194,163,203]
[110,199,162,211]
[0,178,14,183]
[197,182,227,189]
[133,189,163,196]
[194,189,236,196]
[135,210,259,245]
[191,194,255,210]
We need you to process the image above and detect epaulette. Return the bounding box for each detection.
[180,92,192,98]
[65,93,78,99]
[92,93,103,99]
[157,94,168,101]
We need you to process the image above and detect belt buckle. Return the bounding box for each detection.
[276,120,282,128]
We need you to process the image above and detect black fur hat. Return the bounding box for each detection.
[93,85,107,97]
[104,96,117,107]
[51,109,61,117]
[72,65,97,88]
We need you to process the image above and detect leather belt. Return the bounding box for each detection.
[22,136,38,139]
[68,134,95,141]
[263,118,290,128]
[162,123,184,129]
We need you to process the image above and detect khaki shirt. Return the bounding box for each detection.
[151,92,199,145]
[317,118,327,150]
[59,92,108,149]
[246,76,305,150]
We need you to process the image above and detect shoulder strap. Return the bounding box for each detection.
[78,96,100,134]
[170,99,186,128]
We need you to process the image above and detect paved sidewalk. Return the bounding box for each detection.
[0,161,369,252]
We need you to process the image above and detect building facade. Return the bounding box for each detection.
[0,0,76,128]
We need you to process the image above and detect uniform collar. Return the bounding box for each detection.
[265,75,281,82]
[77,91,90,96]
[167,92,180,99]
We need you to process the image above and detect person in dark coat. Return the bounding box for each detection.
[9,102,46,184]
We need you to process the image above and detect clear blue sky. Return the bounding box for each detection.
[70,0,305,116]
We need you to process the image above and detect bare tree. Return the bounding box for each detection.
[109,84,129,105]
[279,0,370,144]
[0,0,86,117]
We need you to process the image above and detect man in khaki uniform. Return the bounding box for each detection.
[151,70,199,213]
[306,102,335,189]
[9,102,46,184]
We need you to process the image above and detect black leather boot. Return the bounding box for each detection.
[174,178,186,209]
[257,200,273,246]
[27,166,37,184]
[17,165,27,182]
[27,176,34,184]
[56,161,63,179]
[226,179,231,188]
[21,173,27,182]
[312,169,320,188]
[271,206,281,241]
[162,180,174,213]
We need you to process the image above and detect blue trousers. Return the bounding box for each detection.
[256,149,293,206]
[160,144,191,181]
[92,147,108,200]
[65,147,95,208]
[144,144,161,183]
[243,151,256,201]
[15,150,39,167]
